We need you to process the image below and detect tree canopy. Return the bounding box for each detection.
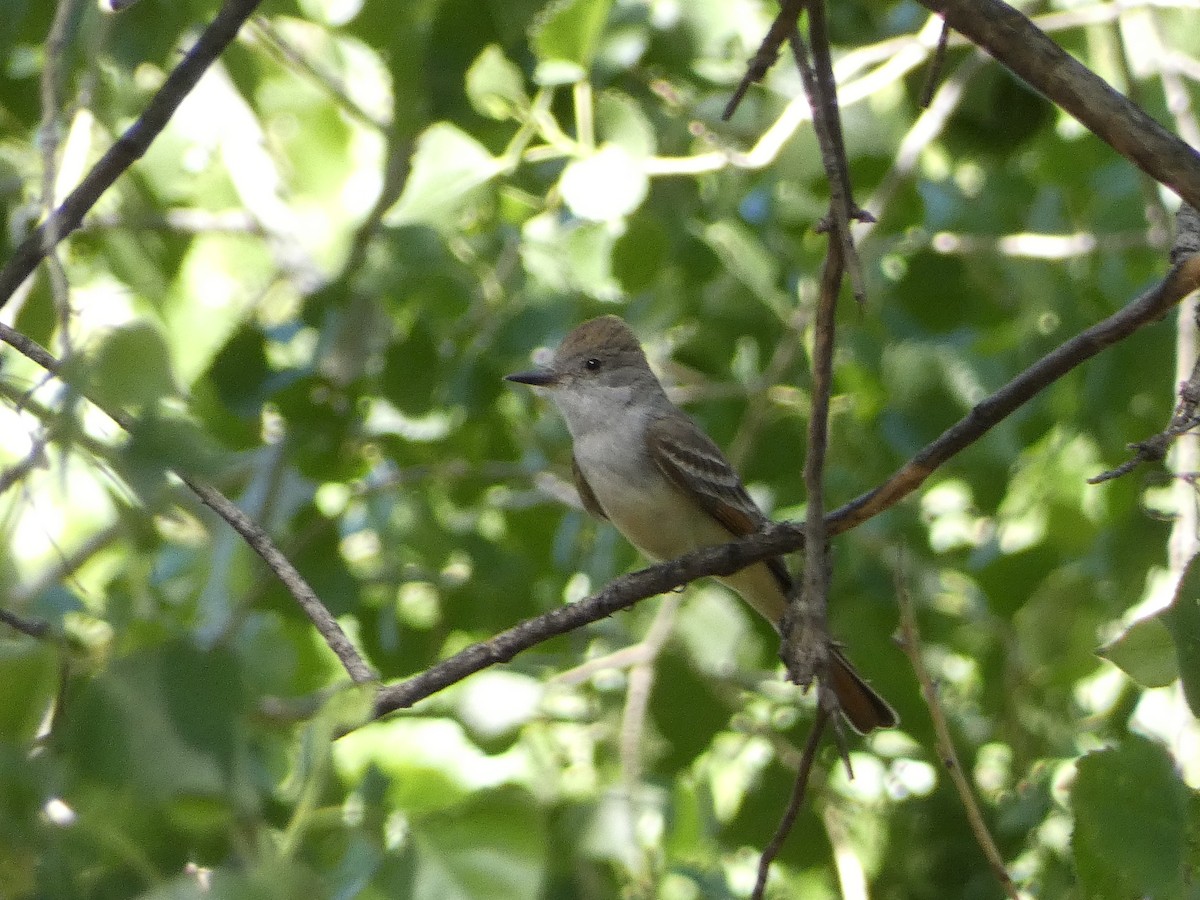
[1,0,1198,897]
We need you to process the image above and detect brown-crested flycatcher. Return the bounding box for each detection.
[506,315,896,734]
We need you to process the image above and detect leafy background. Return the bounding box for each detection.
[0,0,1198,897]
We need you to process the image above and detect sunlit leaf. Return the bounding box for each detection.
[466,45,528,120]
[1097,615,1177,689]
[558,144,647,222]
[529,0,614,84]
[386,123,503,229]
[69,321,179,411]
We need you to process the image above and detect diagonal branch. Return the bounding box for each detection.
[914,0,1200,209]
[896,569,1020,900]
[0,323,376,685]
[828,240,1200,534]
[0,0,264,308]
[751,707,829,900]
[724,0,805,121]
[369,234,1200,724]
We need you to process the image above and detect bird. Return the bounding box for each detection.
[506,315,896,734]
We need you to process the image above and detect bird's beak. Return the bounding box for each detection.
[505,368,559,387]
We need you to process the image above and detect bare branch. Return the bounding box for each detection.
[180,476,376,683]
[789,3,872,305]
[751,708,829,900]
[370,531,806,720]
[0,608,52,640]
[0,322,376,685]
[723,0,804,121]
[783,241,842,691]
[896,569,1020,900]
[369,243,1200,721]
[914,0,1200,208]
[0,0,264,308]
[828,250,1200,534]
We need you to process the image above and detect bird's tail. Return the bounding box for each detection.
[827,647,898,734]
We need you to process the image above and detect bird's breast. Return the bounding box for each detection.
[574,434,719,562]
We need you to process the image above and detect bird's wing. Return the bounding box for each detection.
[571,452,609,521]
[645,413,792,592]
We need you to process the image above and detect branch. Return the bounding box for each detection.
[370,530,806,720]
[914,0,1200,209]
[369,240,1200,722]
[896,571,1020,900]
[723,0,804,121]
[0,0,264,308]
[1091,205,1200,481]
[784,240,842,691]
[789,4,871,305]
[827,249,1200,535]
[0,607,52,640]
[0,323,376,685]
[750,708,829,900]
[180,476,376,683]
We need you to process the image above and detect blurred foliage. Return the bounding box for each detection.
[1,0,1198,897]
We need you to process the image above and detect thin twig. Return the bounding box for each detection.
[788,16,871,305]
[0,322,376,685]
[862,55,986,230]
[0,0,264,307]
[750,707,829,900]
[38,0,82,359]
[895,573,1020,900]
[918,19,952,108]
[180,475,375,683]
[723,0,805,121]
[784,241,843,693]
[0,608,52,640]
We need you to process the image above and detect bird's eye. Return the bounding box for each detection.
[584,357,602,371]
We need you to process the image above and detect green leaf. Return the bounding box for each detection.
[596,90,656,157]
[1098,615,1178,689]
[70,321,179,410]
[0,640,57,744]
[411,788,546,900]
[1071,735,1188,900]
[700,220,789,319]
[387,124,502,229]
[520,212,621,300]
[62,641,250,804]
[1163,554,1200,719]
[465,45,528,120]
[558,144,648,222]
[334,719,485,816]
[529,0,613,84]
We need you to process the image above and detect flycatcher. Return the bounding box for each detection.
[506,315,896,734]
